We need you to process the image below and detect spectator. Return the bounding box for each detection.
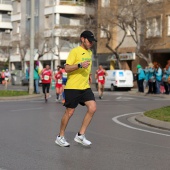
[162,60,170,94]
[147,63,155,94]
[144,66,149,92]
[1,70,5,85]
[137,64,145,93]
[154,63,162,94]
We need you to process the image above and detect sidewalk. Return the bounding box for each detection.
[135,113,170,131]
[128,88,170,99]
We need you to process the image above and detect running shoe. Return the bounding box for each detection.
[55,136,70,147]
[74,133,92,146]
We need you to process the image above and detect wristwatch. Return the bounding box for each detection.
[78,63,82,68]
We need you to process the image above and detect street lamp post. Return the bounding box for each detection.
[29,0,35,94]
[51,0,55,72]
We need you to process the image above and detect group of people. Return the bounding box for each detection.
[136,60,170,94]
[0,69,11,88]
[40,64,67,103]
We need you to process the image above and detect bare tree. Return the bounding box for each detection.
[0,33,12,69]
[98,0,165,66]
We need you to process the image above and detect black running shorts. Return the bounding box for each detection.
[42,83,50,93]
[64,88,95,108]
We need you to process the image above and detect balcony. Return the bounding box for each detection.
[45,0,85,7]
[0,21,12,29]
[0,0,12,11]
[0,0,11,4]
[11,12,21,22]
[44,25,83,38]
[45,1,95,15]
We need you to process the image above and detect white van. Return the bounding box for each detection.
[104,70,134,91]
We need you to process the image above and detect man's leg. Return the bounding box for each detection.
[59,108,75,136]
[74,100,96,146]
[101,84,104,98]
[35,79,40,93]
[98,83,102,98]
[55,108,75,147]
[79,100,96,135]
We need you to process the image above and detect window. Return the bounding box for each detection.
[127,0,133,5]
[146,16,162,38]
[101,0,110,7]
[126,26,131,36]
[147,0,162,3]
[100,25,109,38]
[167,15,170,36]
[17,22,20,34]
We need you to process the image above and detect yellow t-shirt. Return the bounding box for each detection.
[65,46,92,90]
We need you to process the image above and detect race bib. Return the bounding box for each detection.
[58,79,62,84]
[5,77,9,81]
[63,73,67,78]
[44,75,49,80]
[99,76,103,81]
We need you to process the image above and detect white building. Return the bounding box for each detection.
[10,0,96,71]
[0,0,12,63]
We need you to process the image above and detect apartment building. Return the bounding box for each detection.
[97,0,117,70]
[97,0,136,70]
[0,0,12,64]
[10,0,96,72]
[117,0,170,71]
[96,0,170,72]
[145,0,170,68]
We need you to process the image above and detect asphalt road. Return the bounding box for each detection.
[0,89,170,170]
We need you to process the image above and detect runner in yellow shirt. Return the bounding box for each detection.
[55,30,97,147]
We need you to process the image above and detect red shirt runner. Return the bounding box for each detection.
[55,71,62,88]
[42,69,52,84]
[96,69,106,85]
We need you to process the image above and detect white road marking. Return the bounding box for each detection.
[11,107,43,112]
[116,96,134,100]
[112,112,170,137]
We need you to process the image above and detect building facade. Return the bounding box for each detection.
[10,0,96,72]
[0,0,12,67]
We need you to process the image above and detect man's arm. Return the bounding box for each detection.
[65,61,90,73]
[89,73,92,84]
[104,70,108,76]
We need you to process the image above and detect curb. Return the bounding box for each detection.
[128,91,170,99]
[0,94,44,101]
[135,113,170,131]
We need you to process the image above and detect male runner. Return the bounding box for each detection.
[95,64,108,99]
[61,66,67,104]
[54,66,63,102]
[40,64,52,102]
[55,30,97,147]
